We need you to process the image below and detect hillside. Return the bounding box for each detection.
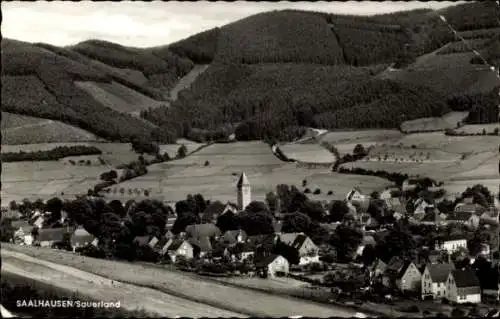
[2,1,499,144]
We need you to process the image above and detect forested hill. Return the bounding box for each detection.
[2,1,500,144]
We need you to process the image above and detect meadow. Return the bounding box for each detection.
[106,141,391,202]
[2,249,243,318]
[453,123,500,135]
[278,143,336,163]
[399,111,469,133]
[340,132,499,191]
[2,244,359,318]
[1,112,100,145]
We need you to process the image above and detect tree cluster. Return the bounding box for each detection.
[338,167,409,187]
[1,146,102,162]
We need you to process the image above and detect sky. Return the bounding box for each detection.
[2,1,464,48]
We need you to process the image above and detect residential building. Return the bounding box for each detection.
[447,211,481,229]
[185,223,221,258]
[279,233,319,264]
[384,197,405,215]
[153,237,173,255]
[414,198,434,216]
[36,228,66,247]
[33,215,45,229]
[166,216,177,231]
[356,235,376,257]
[446,269,481,304]
[384,258,422,292]
[370,259,387,280]
[166,239,194,263]
[237,172,251,211]
[133,235,159,249]
[482,268,500,301]
[220,229,247,246]
[255,254,289,278]
[70,227,98,251]
[435,236,467,255]
[201,201,238,223]
[421,263,455,300]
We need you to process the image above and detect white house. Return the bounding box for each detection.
[446,269,481,304]
[413,198,434,216]
[421,263,455,300]
[255,254,289,278]
[435,236,467,255]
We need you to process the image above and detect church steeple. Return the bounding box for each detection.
[237,172,251,211]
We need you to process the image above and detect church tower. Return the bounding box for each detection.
[237,172,251,211]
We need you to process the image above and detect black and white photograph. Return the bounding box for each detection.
[1,0,500,317]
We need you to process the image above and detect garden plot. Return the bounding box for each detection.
[279,143,336,163]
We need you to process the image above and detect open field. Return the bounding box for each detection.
[391,133,499,154]
[169,64,210,101]
[105,142,391,202]
[1,112,100,145]
[453,123,500,135]
[1,249,245,318]
[1,161,106,202]
[399,111,469,133]
[449,155,498,179]
[74,81,165,115]
[159,141,205,157]
[317,130,403,145]
[279,143,336,163]
[2,244,364,318]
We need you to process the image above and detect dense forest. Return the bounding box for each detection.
[2,1,499,144]
[1,146,102,162]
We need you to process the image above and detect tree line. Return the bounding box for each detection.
[1,146,102,162]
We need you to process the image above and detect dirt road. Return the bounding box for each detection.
[1,250,245,318]
[2,244,364,317]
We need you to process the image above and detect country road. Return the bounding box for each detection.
[2,245,369,318]
[1,249,246,318]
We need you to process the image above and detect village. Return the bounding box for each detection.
[2,171,500,318]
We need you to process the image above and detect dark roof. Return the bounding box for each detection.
[483,268,500,290]
[236,172,250,189]
[185,223,221,239]
[272,220,282,233]
[37,228,67,242]
[397,261,413,279]
[188,236,212,252]
[133,235,155,246]
[70,228,96,246]
[154,237,170,249]
[452,269,480,288]
[455,203,485,214]
[167,239,187,252]
[448,211,475,221]
[245,234,276,251]
[428,263,455,283]
[291,234,308,250]
[221,229,247,245]
[202,201,226,220]
[255,254,282,267]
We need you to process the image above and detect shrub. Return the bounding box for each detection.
[304,188,311,194]
[451,308,465,317]
[313,189,321,195]
[327,191,333,195]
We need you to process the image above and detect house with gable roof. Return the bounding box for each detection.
[165,238,194,262]
[446,269,481,304]
[36,228,66,247]
[133,235,159,249]
[383,258,422,292]
[446,211,480,229]
[421,263,455,300]
[201,201,239,223]
[278,232,319,264]
[185,223,221,258]
[413,198,434,217]
[70,227,98,251]
[255,254,289,278]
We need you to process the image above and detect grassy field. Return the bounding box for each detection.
[169,64,210,101]
[400,111,469,133]
[453,123,500,134]
[2,250,244,318]
[2,244,360,318]
[316,130,403,145]
[1,112,100,145]
[74,80,166,115]
[279,143,336,163]
[105,142,391,202]
[340,132,499,191]
[1,161,107,202]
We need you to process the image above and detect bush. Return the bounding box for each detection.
[313,189,321,195]
[304,188,311,194]
[451,308,466,318]
[1,146,102,162]
[327,191,333,195]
